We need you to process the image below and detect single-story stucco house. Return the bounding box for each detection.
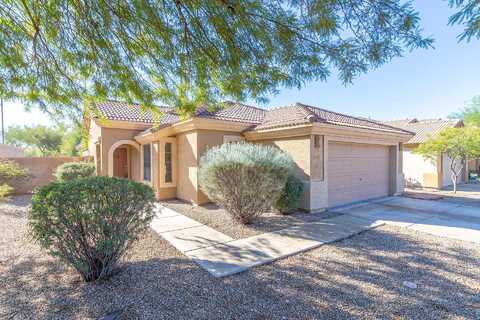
[384,118,469,189]
[85,100,413,212]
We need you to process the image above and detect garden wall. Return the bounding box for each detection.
[5,156,93,194]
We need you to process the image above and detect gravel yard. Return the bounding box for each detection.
[1,195,479,320]
[162,199,342,239]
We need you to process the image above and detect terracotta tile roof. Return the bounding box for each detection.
[384,118,463,143]
[254,103,412,134]
[95,100,174,123]
[253,104,316,130]
[195,101,266,124]
[94,100,412,135]
[94,100,264,127]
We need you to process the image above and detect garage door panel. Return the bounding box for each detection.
[328,142,390,207]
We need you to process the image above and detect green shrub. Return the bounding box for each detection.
[199,143,294,224]
[0,184,14,199]
[54,161,95,181]
[29,176,155,282]
[274,174,304,214]
[0,160,31,199]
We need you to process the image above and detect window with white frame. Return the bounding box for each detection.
[160,138,176,187]
[143,144,151,182]
[164,142,173,183]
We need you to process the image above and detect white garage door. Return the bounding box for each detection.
[328,142,390,207]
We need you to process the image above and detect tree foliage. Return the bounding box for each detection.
[448,95,480,127]
[414,127,480,192]
[447,0,480,41]
[5,124,83,156]
[6,124,63,156]
[0,1,435,117]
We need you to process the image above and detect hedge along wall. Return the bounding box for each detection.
[4,156,93,194]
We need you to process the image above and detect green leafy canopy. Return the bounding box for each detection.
[0,0,437,117]
[448,95,480,127]
[414,127,480,161]
[5,123,83,156]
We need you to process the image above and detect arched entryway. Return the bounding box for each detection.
[107,140,140,178]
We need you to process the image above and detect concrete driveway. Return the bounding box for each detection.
[406,183,480,207]
[334,195,480,244]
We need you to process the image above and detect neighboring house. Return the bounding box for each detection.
[0,144,25,157]
[384,118,466,189]
[85,100,412,212]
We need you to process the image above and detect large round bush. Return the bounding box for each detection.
[29,176,155,282]
[54,161,96,181]
[199,143,294,224]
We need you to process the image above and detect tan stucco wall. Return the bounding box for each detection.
[176,129,243,204]
[257,136,311,180]
[5,156,92,194]
[255,135,314,210]
[176,130,198,203]
[158,186,177,199]
[402,145,439,188]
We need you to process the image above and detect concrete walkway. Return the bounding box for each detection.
[151,204,234,252]
[151,204,382,277]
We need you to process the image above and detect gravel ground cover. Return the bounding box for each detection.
[1,195,479,320]
[161,199,342,239]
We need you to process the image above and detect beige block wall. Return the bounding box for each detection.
[5,156,93,194]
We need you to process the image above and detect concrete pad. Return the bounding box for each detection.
[186,214,382,277]
[341,204,436,227]
[445,206,480,221]
[383,197,460,214]
[408,217,480,244]
[151,214,203,233]
[161,226,234,252]
[153,205,182,219]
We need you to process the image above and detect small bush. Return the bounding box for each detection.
[54,161,95,181]
[274,174,304,214]
[199,143,294,224]
[29,176,155,282]
[0,160,31,199]
[0,184,14,199]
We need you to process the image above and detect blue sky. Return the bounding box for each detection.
[1,0,479,130]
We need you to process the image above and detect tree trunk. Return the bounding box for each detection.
[453,175,457,193]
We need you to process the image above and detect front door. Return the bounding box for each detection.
[113,148,129,178]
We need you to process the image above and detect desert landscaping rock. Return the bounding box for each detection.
[1,196,479,319]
